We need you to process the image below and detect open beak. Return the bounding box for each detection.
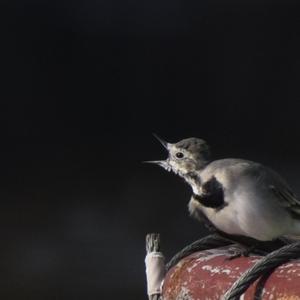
[143,160,172,172]
[152,133,170,150]
[143,134,172,171]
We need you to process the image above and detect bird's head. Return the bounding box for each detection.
[146,135,211,177]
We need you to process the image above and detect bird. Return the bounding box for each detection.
[146,134,300,242]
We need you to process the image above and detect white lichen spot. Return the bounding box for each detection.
[187,263,199,273]
[195,250,226,263]
[279,263,294,269]
[177,286,194,300]
[201,265,231,275]
[202,265,220,274]
[250,258,261,263]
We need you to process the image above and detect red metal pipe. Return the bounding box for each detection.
[162,247,300,300]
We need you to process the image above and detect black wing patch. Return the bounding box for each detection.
[193,176,227,210]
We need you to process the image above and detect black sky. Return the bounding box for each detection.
[1,0,300,299]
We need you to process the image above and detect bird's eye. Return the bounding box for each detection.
[176,152,184,159]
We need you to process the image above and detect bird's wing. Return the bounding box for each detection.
[266,168,300,216]
[204,159,300,216]
[269,184,300,215]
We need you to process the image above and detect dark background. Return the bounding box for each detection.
[1,0,300,299]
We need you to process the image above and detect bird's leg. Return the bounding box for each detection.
[212,231,268,259]
[226,243,257,260]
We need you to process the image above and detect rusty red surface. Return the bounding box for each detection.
[162,247,300,300]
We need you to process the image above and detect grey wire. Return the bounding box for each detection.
[166,233,234,271]
[223,241,300,300]
[146,232,300,300]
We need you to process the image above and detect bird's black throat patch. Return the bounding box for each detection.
[193,176,227,210]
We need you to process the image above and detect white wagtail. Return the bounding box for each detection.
[147,135,300,242]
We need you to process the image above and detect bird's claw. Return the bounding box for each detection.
[226,245,252,260]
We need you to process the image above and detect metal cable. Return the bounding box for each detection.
[165,234,300,299]
[223,241,300,300]
[166,234,234,271]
